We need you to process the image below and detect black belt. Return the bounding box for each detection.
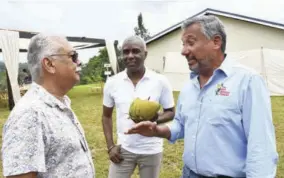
[189,170,237,178]
[196,175,233,178]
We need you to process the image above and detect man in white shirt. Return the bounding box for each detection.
[2,33,95,178]
[102,36,175,178]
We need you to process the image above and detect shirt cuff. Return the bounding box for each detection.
[167,120,182,144]
[162,103,175,110]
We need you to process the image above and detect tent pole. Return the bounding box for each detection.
[114,40,120,73]
[6,68,15,110]
[260,46,268,88]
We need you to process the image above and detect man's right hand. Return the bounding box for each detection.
[124,121,158,137]
[108,145,124,163]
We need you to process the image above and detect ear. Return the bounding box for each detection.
[144,51,148,59]
[42,57,56,74]
[212,35,222,50]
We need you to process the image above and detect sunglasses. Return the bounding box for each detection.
[48,51,79,63]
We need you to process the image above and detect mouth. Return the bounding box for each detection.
[127,63,136,67]
[187,59,197,66]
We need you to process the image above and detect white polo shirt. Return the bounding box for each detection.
[103,68,175,154]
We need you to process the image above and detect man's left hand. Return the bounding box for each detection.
[150,113,159,122]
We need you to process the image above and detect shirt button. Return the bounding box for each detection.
[192,136,196,139]
[191,153,194,157]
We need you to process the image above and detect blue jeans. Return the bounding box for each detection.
[181,166,201,178]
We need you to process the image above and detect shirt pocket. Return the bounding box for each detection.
[204,91,241,126]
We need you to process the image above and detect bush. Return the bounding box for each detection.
[0,92,8,108]
[0,99,8,108]
[80,76,93,85]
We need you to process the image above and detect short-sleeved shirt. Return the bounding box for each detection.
[2,83,95,178]
[103,68,175,154]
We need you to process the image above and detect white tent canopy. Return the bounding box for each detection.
[0,37,98,51]
[162,48,284,96]
[0,29,114,52]
[0,29,118,108]
[229,48,284,96]
[0,30,21,103]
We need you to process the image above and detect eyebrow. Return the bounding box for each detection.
[123,47,141,51]
[182,35,197,42]
[185,34,197,40]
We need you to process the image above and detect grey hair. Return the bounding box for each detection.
[122,35,147,51]
[182,15,227,53]
[27,33,69,82]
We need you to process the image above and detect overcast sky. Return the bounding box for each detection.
[0,0,283,64]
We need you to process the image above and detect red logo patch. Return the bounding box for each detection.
[216,83,230,96]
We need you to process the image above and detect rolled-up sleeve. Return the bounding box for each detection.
[2,109,46,176]
[242,74,279,177]
[103,78,115,108]
[168,95,185,143]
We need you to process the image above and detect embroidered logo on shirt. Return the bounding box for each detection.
[215,83,230,96]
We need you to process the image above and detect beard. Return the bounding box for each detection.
[188,56,212,74]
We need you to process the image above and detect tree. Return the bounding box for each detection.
[80,47,113,84]
[116,46,125,72]
[18,63,31,86]
[0,61,5,72]
[134,13,151,41]
[0,71,6,91]
[0,62,30,90]
[0,62,6,90]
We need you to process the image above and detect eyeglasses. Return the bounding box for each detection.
[48,51,79,63]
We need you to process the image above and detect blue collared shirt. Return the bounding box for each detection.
[169,56,279,177]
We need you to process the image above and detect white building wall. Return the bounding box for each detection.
[146,15,284,73]
[145,15,284,95]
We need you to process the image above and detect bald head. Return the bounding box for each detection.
[122,36,147,51]
[122,36,147,73]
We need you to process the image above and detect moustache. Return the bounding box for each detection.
[186,56,197,61]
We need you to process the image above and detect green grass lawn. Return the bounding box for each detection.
[0,84,283,178]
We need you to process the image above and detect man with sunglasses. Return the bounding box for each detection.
[2,33,95,178]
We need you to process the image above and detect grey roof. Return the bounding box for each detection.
[146,8,284,44]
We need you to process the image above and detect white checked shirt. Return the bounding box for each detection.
[103,68,175,154]
[2,83,95,178]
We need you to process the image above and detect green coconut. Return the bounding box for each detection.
[129,98,161,123]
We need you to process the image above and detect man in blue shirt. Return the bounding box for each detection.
[125,15,278,178]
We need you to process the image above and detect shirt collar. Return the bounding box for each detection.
[190,54,234,79]
[122,67,152,80]
[31,82,71,110]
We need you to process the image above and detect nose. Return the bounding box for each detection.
[181,45,190,56]
[76,59,82,66]
[127,52,134,59]
[124,52,135,63]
